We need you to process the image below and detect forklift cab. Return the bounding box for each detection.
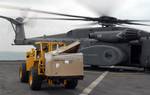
[25,42,65,74]
[35,42,65,53]
[34,42,65,58]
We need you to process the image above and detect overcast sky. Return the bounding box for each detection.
[0,0,150,52]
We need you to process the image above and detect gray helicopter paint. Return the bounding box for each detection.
[79,45,126,66]
[78,40,130,66]
[140,38,150,68]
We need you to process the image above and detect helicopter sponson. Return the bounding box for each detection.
[79,44,127,66]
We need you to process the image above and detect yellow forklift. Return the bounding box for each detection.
[19,41,84,90]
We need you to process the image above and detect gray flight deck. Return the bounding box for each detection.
[0,61,150,95]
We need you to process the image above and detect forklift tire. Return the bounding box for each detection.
[19,63,28,83]
[28,68,42,90]
[64,79,78,89]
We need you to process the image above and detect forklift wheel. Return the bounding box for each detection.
[64,79,78,89]
[19,63,28,82]
[28,68,42,90]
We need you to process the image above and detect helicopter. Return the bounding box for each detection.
[1,5,150,71]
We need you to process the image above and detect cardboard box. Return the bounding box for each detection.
[45,53,83,77]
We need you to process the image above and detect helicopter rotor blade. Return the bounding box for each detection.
[125,20,150,22]
[124,22,150,26]
[75,22,99,26]
[1,4,150,27]
[0,4,96,20]
[27,17,91,21]
[0,15,22,24]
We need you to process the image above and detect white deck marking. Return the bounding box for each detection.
[80,66,114,95]
[79,71,108,95]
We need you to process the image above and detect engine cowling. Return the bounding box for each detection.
[89,30,141,43]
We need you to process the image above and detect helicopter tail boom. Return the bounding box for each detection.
[0,16,26,45]
[14,18,26,45]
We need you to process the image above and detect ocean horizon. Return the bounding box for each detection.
[0,52,26,60]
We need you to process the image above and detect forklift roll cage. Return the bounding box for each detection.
[26,42,66,75]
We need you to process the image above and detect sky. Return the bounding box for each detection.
[0,0,150,52]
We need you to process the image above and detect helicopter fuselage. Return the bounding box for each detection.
[63,27,150,68]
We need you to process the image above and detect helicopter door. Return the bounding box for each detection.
[141,39,150,68]
[130,41,141,65]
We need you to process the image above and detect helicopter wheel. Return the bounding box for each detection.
[144,67,150,73]
[91,65,99,68]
